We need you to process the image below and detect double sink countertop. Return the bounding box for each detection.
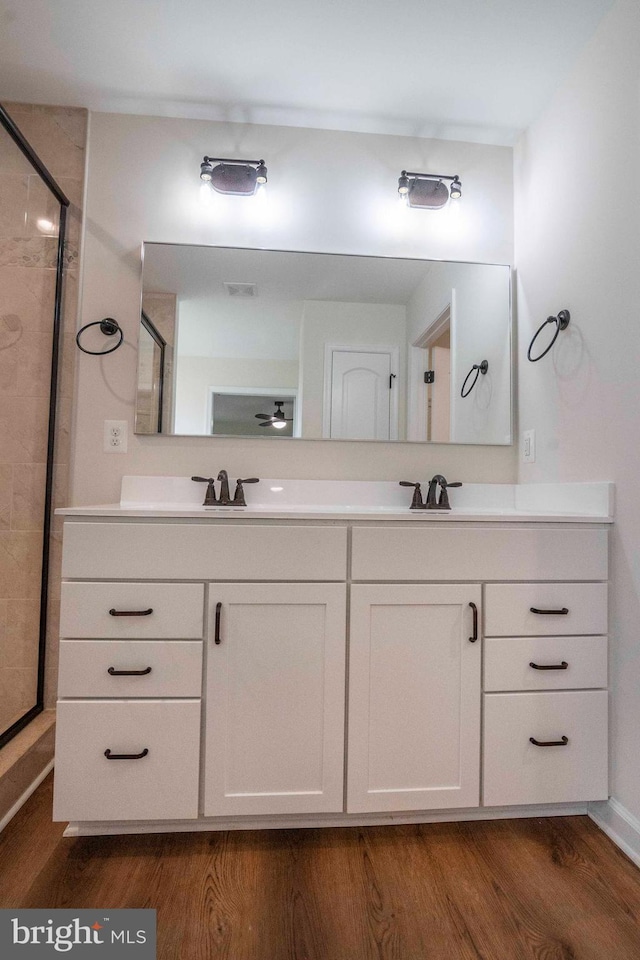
[57,479,615,523]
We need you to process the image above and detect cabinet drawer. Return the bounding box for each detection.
[62,522,347,581]
[484,636,607,691]
[53,699,201,821]
[58,640,203,698]
[484,583,607,636]
[351,526,607,582]
[483,691,608,806]
[60,582,204,639]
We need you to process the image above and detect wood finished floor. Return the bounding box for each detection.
[1,777,640,959]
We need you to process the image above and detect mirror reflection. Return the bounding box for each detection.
[137,244,512,445]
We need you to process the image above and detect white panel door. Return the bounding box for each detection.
[348,584,481,813]
[329,349,391,439]
[204,583,346,816]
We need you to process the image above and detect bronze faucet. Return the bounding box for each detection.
[425,475,462,510]
[192,472,260,507]
[217,470,231,505]
[399,477,462,510]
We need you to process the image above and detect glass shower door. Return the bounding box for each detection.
[0,104,69,747]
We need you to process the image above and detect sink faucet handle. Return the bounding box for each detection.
[433,477,463,510]
[439,480,462,510]
[399,481,425,510]
[425,475,462,510]
[232,477,260,507]
[191,476,218,506]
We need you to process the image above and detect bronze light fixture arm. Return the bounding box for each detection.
[203,156,266,166]
[401,171,460,182]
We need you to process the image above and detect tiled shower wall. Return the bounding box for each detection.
[0,103,87,726]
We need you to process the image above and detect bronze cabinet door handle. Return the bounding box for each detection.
[529,661,569,670]
[530,607,569,615]
[104,748,149,760]
[214,602,222,644]
[107,666,152,676]
[529,736,569,747]
[468,602,478,642]
[109,608,153,617]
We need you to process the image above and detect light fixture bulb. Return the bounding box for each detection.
[255,161,268,184]
[272,420,287,429]
[398,173,410,196]
[450,177,462,200]
[200,159,213,182]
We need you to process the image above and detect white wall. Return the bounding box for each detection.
[407,262,511,444]
[173,294,300,433]
[174,357,299,435]
[73,112,515,504]
[514,0,640,819]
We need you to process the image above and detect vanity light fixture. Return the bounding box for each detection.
[398,171,462,209]
[199,156,268,196]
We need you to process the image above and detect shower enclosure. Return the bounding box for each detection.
[0,104,69,748]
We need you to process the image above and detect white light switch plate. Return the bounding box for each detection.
[523,429,535,463]
[104,420,128,453]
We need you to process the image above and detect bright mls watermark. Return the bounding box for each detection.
[0,909,156,957]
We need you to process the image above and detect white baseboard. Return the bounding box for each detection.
[64,802,588,838]
[0,759,54,835]
[589,798,640,869]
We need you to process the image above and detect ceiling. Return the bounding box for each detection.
[0,0,615,145]
[143,244,441,305]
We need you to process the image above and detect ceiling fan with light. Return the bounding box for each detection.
[254,400,293,429]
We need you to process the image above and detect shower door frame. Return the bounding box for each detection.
[0,103,70,749]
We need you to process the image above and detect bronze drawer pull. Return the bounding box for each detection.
[529,661,569,671]
[104,748,149,760]
[107,666,152,676]
[468,602,478,642]
[529,736,569,747]
[108,608,153,617]
[530,607,569,615]
[214,602,222,645]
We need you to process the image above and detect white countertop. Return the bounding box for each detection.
[56,479,614,523]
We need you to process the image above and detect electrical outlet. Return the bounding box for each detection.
[104,420,128,453]
[523,429,535,464]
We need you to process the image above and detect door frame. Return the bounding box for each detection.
[407,291,456,442]
[322,343,400,440]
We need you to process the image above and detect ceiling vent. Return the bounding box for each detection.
[223,282,258,298]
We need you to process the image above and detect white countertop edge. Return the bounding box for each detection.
[55,505,613,523]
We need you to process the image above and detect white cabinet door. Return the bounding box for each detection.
[204,583,346,816]
[348,584,481,813]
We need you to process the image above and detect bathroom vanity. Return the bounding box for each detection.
[53,479,612,836]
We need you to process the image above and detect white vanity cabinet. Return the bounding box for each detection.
[53,579,205,822]
[204,583,346,816]
[482,580,609,806]
[350,523,609,811]
[53,513,610,834]
[347,584,481,813]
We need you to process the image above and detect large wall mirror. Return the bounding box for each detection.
[136,244,512,445]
